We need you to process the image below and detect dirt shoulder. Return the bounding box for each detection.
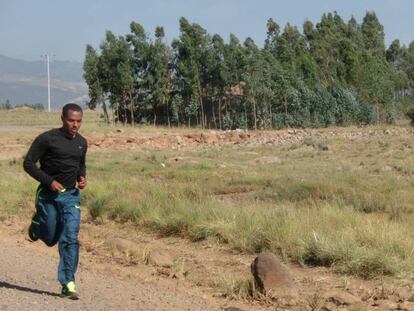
[0,221,239,311]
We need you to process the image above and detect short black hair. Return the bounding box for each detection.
[62,103,83,118]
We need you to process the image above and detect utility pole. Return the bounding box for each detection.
[42,54,52,112]
[46,54,51,112]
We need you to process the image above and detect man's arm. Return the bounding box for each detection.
[23,134,54,186]
[77,142,87,189]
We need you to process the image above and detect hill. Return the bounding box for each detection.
[0,54,87,108]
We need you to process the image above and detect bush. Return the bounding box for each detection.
[406,106,414,126]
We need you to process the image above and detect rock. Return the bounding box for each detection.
[227,131,241,143]
[372,299,398,310]
[148,250,173,268]
[155,268,170,277]
[116,129,124,133]
[201,133,219,144]
[399,301,414,311]
[255,156,282,165]
[320,144,329,151]
[394,287,412,302]
[185,133,199,141]
[324,290,362,306]
[321,301,336,311]
[250,252,297,298]
[223,307,244,311]
[175,136,183,145]
[381,166,393,172]
[105,238,139,256]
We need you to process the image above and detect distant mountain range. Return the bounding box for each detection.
[0,54,88,109]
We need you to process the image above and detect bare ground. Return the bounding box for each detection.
[0,221,240,311]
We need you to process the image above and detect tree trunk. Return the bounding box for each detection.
[102,101,109,124]
[269,100,273,129]
[166,99,170,128]
[112,104,116,124]
[244,102,248,130]
[130,91,135,127]
[197,111,200,127]
[253,97,257,130]
[218,97,222,130]
[122,97,127,127]
[198,82,205,129]
[123,108,126,126]
[212,99,217,129]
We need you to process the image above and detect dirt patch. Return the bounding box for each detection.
[1,125,413,161]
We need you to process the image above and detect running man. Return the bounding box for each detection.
[23,103,87,300]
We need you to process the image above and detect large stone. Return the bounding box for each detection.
[226,131,241,143]
[398,301,414,311]
[393,287,412,302]
[105,238,139,257]
[201,133,219,144]
[250,252,297,298]
[148,249,174,268]
[324,290,362,306]
[372,300,398,310]
[255,156,282,165]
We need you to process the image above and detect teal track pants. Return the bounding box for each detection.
[31,186,81,285]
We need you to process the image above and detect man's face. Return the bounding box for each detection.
[62,110,83,137]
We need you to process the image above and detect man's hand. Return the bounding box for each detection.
[77,176,87,189]
[50,180,65,192]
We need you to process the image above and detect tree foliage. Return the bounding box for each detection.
[83,12,414,128]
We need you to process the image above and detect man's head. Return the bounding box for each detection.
[61,103,83,138]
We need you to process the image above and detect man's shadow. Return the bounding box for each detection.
[0,281,60,297]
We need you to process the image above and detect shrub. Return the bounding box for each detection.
[406,106,414,126]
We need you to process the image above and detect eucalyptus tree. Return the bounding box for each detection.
[405,40,414,88]
[264,18,280,54]
[204,34,227,128]
[356,53,394,122]
[172,17,210,128]
[221,33,247,125]
[126,21,150,124]
[99,31,134,125]
[83,45,109,123]
[276,22,317,85]
[242,38,275,129]
[386,40,411,100]
[146,26,173,126]
[361,11,386,57]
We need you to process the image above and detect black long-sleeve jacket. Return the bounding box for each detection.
[23,128,87,189]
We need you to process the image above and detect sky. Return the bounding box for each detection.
[1,0,413,62]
